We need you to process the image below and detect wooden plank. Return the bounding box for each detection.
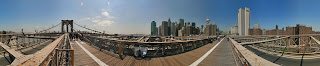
[0,42,23,57]
[72,41,99,66]
[240,36,289,45]
[311,36,320,45]
[13,34,65,66]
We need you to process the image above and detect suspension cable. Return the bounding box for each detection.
[73,22,107,34]
[38,23,62,33]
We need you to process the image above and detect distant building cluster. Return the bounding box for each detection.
[0,31,15,34]
[203,18,217,36]
[248,23,262,35]
[246,20,315,36]
[265,24,314,35]
[151,18,218,36]
[230,7,316,36]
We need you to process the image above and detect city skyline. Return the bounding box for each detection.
[1,0,320,34]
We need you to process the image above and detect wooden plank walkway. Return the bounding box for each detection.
[198,38,236,66]
[72,39,221,66]
[71,41,99,66]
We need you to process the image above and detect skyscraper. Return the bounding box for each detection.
[179,18,184,29]
[192,22,196,27]
[191,22,196,35]
[212,21,217,36]
[158,25,162,36]
[151,21,157,35]
[161,21,169,36]
[201,25,204,34]
[238,7,250,36]
[168,18,171,36]
[171,22,176,36]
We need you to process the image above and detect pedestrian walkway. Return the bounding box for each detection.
[71,41,100,66]
[72,39,222,66]
[198,38,237,66]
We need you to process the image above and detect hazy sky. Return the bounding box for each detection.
[1,0,320,34]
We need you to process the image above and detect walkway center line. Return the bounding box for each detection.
[75,41,108,66]
[190,37,225,66]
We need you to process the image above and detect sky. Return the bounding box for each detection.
[1,0,320,34]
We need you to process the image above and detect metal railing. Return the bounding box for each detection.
[229,37,250,66]
[45,33,74,66]
[229,37,280,66]
[80,34,217,59]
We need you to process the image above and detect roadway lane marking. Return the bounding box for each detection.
[190,37,225,66]
[75,41,108,66]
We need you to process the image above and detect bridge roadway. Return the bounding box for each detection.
[245,45,320,66]
[230,35,320,66]
[70,38,237,66]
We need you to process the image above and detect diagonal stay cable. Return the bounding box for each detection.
[73,22,106,34]
[38,23,62,33]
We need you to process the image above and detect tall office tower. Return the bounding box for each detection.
[254,23,260,29]
[245,7,250,36]
[212,21,217,35]
[192,22,196,27]
[158,26,162,36]
[155,27,158,36]
[168,18,171,26]
[161,21,169,36]
[175,23,180,36]
[168,18,171,36]
[191,22,196,34]
[179,18,184,29]
[151,21,157,35]
[171,22,176,36]
[201,25,204,34]
[238,7,250,36]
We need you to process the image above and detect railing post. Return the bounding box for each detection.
[23,37,25,47]
[55,48,59,66]
[288,37,290,52]
[119,41,122,59]
[71,48,74,66]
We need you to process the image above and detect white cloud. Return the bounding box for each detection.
[102,11,115,19]
[90,20,114,27]
[79,9,115,27]
[102,11,110,16]
[96,20,114,26]
[95,16,101,19]
[79,17,92,21]
[92,20,100,23]
[35,26,40,28]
